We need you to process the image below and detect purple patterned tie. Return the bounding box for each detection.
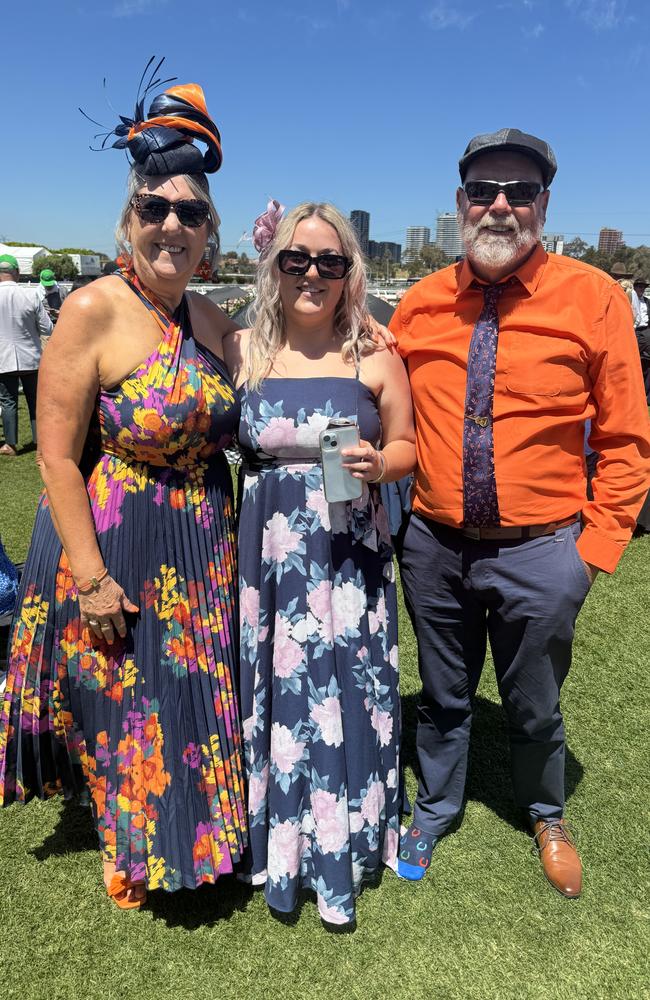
[462,281,511,527]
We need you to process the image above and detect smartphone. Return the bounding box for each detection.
[319,420,363,503]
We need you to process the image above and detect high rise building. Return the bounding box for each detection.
[368,240,402,264]
[350,210,370,255]
[598,228,623,255]
[541,233,565,255]
[435,213,464,260]
[404,226,431,263]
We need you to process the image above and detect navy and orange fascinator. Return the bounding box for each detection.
[81,56,222,176]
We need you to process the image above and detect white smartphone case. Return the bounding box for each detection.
[319,422,363,503]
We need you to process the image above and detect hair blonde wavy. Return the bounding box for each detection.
[115,167,220,260]
[246,202,374,390]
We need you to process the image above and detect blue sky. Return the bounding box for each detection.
[2,0,649,256]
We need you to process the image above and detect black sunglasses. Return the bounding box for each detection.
[463,179,544,207]
[278,249,352,280]
[131,194,211,229]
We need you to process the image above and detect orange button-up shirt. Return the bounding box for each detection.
[390,245,650,572]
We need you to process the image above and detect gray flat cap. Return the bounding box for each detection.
[459,128,557,188]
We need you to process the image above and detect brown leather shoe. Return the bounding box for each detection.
[0,444,17,456]
[533,819,582,898]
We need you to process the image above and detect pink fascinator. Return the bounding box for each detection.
[252,199,285,256]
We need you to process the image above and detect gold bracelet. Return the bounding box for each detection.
[369,452,386,484]
[76,567,108,594]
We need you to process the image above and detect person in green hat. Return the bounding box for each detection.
[38,267,67,323]
[39,268,56,287]
[0,253,52,455]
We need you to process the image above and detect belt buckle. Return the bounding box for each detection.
[462,526,482,540]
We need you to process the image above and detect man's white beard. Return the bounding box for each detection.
[458,210,543,271]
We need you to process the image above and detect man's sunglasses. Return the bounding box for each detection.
[278,249,352,280]
[463,180,544,207]
[131,194,211,228]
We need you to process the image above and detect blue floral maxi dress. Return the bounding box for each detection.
[238,376,401,925]
[0,273,247,890]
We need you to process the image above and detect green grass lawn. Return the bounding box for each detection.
[0,398,648,1000]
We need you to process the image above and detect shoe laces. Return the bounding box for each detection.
[532,820,577,853]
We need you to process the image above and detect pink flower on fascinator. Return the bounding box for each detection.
[252,199,286,256]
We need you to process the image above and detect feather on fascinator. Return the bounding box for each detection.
[81,56,222,176]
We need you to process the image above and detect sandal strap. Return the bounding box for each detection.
[107,872,146,909]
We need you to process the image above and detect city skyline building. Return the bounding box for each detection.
[598,227,623,256]
[367,240,402,264]
[404,226,431,263]
[350,210,370,255]
[435,212,464,260]
[541,233,565,255]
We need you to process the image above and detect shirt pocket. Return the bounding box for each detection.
[505,377,561,397]
[504,354,587,399]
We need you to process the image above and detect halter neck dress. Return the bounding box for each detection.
[238,374,401,925]
[0,272,247,890]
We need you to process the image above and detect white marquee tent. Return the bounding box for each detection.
[0,243,49,277]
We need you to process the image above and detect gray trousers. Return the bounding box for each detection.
[0,370,38,448]
[400,513,591,836]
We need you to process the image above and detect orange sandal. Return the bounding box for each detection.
[107,872,147,910]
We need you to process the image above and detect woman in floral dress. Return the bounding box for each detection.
[227,203,416,924]
[0,72,246,907]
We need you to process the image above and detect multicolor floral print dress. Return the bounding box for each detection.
[0,273,246,891]
[238,376,401,925]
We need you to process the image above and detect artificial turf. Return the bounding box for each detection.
[0,398,648,1000]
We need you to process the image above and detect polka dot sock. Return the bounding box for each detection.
[397,825,437,881]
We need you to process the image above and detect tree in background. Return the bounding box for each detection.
[218,251,239,283]
[627,246,650,277]
[31,253,78,282]
[580,243,650,274]
[216,250,258,284]
[54,247,102,256]
[563,237,589,259]
[237,253,256,274]
[581,246,619,272]
[406,243,452,278]
[367,251,398,281]
[405,256,425,278]
[421,243,452,272]
[4,241,44,248]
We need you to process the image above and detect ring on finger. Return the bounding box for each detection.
[88,619,100,626]
[100,623,112,631]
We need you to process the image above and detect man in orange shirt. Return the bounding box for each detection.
[390,128,650,896]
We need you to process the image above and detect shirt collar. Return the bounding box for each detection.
[457,242,547,296]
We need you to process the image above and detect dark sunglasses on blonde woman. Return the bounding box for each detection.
[278,250,352,280]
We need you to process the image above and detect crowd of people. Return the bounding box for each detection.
[0,257,121,458]
[0,64,648,924]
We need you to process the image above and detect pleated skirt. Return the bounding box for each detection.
[0,451,247,890]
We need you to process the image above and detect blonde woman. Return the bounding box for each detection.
[225,202,416,925]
